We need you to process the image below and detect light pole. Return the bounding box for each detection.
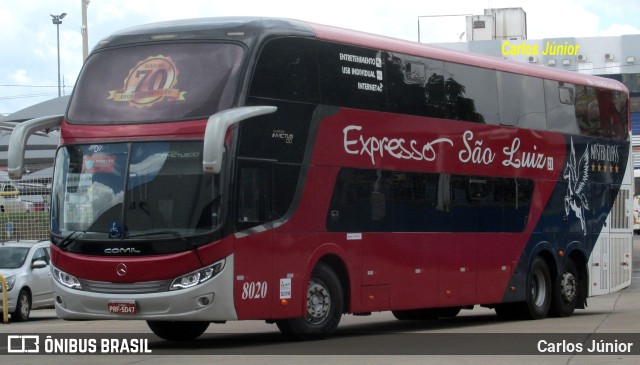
[51,12,67,97]
[82,0,90,61]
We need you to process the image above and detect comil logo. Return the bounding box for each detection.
[7,335,40,353]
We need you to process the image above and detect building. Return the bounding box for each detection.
[0,96,68,171]
[466,8,527,41]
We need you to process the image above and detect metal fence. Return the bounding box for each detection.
[0,177,50,241]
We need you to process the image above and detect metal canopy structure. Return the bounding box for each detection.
[0,96,68,169]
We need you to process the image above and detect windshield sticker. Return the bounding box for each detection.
[109,221,122,239]
[82,155,116,173]
[108,55,186,108]
[166,150,200,160]
[339,52,384,93]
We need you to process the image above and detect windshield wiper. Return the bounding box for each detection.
[126,230,186,240]
[56,231,86,251]
[126,230,201,259]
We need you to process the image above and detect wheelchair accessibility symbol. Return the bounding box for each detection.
[109,222,122,239]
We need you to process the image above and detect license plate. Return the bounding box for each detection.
[108,300,137,315]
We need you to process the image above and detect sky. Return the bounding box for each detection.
[1,0,639,115]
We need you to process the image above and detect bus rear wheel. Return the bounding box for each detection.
[276,262,343,340]
[550,258,579,317]
[147,321,210,341]
[521,256,552,319]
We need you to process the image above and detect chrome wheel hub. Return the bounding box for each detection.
[560,272,577,303]
[306,280,331,324]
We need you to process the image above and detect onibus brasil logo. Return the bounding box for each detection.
[108,55,186,108]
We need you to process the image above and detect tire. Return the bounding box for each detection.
[146,321,210,341]
[12,289,31,322]
[550,258,579,317]
[276,262,343,340]
[520,256,552,320]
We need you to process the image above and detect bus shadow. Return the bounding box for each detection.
[149,312,526,354]
[148,307,622,354]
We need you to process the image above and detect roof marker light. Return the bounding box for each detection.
[150,34,177,40]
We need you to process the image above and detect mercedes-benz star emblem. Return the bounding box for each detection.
[116,263,127,276]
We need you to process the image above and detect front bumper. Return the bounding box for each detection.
[53,254,237,321]
[0,292,16,312]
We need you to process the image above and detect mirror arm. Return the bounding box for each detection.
[8,115,63,180]
[202,106,277,174]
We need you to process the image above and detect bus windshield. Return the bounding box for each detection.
[51,141,220,239]
[67,42,244,124]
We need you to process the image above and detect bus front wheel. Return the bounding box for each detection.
[147,320,210,341]
[276,262,343,340]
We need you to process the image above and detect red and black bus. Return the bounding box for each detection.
[9,17,632,340]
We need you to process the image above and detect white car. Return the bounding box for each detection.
[0,241,54,321]
[0,181,27,213]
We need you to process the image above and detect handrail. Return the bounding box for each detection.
[0,274,8,323]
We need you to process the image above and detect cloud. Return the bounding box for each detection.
[1,0,638,114]
[600,24,640,37]
[10,70,30,84]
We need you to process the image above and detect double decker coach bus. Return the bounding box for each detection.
[9,17,632,340]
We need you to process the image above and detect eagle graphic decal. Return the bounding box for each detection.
[563,138,590,235]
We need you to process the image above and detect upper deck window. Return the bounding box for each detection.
[67,42,244,124]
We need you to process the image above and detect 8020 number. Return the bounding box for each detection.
[241,281,268,300]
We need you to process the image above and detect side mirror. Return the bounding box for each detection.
[31,260,47,269]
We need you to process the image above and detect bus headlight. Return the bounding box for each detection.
[170,259,225,291]
[53,267,83,290]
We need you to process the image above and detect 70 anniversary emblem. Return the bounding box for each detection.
[108,55,186,108]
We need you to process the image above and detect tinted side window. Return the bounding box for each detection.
[545,80,579,134]
[443,62,499,124]
[387,54,447,118]
[249,37,319,103]
[236,161,274,230]
[498,72,546,130]
[501,178,534,232]
[390,172,451,232]
[318,42,387,111]
[575,86,600,137]
[596,89,628,139]
[326,168,533,233]
[235,160,300,231]
[325,169,388,232]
